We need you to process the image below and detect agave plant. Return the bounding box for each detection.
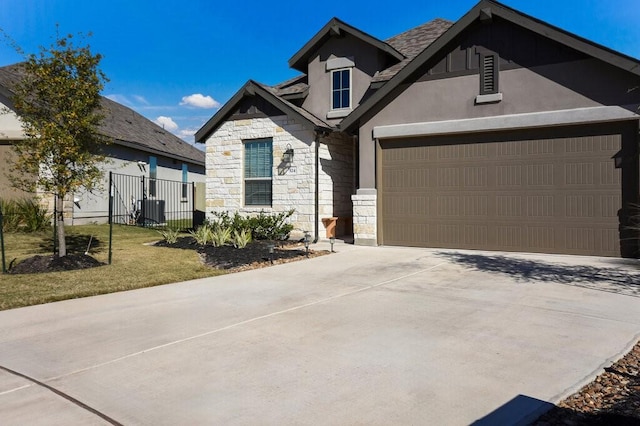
[189,225,212,245]
[158,227,180,244]
[232,228,252,249]
[211,226,232,247]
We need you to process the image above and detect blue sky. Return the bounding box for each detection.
[1,0,639,144]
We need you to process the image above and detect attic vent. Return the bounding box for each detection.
[480,53,498,95]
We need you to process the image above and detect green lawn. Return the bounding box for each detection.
[0,224,224,311]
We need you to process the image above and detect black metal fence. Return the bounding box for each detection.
[110,172,196,230]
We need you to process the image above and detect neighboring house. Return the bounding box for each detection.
[196,0,640,257]
[0,63,205,225]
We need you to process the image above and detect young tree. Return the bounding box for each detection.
[10,32,109,257]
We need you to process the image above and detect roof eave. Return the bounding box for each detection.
[288,18,405,73]
[195,81,330,143]
[113,138,204,166]
[340,0,640,132]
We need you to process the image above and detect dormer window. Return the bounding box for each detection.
[326,57,355,119]
[332,69,351,110]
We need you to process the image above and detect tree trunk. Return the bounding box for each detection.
[56,194,67,257]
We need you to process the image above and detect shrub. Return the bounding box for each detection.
[158,227,180,244]
[211,226,232,247]
[209,209,295,241]
[232,228,252,249]
[0,198,51,233]
[209,211,248,232]
[0,199,21,232]
[246,209,294,241]
[189,225,212,245]
[16,198,52,232]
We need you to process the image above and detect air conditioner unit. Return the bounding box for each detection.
[140,199,165,225]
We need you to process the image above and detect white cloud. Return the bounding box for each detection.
[133,95,150,105]
[178,128,197,139]
[105,94,132,105]
[180,93,221,109]
[154,116,178,132]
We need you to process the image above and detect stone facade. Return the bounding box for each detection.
[352,189,377,246]
[205,115,354,239]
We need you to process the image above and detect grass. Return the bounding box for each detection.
[0,224,224,311]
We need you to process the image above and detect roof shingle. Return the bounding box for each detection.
[272,18,453,96]
[0,63,204,166]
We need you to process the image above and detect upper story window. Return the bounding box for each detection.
[326,57,355,119]
[331,68,351,110]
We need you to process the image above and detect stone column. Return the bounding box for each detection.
[351,188,377,246]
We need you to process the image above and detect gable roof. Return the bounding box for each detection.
[288,17,405,73]
[373,18,453,84]
[340,0,640,131]
[273,18,452,98]
[194,80,331,143]
[0,63,205,166]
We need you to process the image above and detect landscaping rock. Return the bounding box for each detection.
[534,341,640,425]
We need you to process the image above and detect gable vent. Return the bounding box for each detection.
[480,54,498,95]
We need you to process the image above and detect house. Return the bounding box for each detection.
[0,63,206,225]
[195,0,640,258]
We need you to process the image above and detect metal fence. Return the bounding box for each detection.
[110,172,197,230]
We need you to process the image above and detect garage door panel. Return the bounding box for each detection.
[380,129,622,256]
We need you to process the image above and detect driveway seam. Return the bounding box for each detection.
[0,365,123,425]
[40,262,448,384]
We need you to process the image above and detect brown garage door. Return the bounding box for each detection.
[379,126,622,256]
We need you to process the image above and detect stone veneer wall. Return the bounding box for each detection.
[317,131,354,226]
[352,189,377,246]
[205,115,354,238]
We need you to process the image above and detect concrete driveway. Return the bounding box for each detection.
[1,244,639,425]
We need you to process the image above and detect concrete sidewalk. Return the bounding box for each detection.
[0,244,639,425]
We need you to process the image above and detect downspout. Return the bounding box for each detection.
[313,131,320,243]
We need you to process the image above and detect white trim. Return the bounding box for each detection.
[327,109,350,119]
[330,68,352,112]
[326,57,355,71]
[475,92,503,104]
[373,106,640,139]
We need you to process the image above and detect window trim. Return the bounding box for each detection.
[243,138,273,207]
[330,67,352,111]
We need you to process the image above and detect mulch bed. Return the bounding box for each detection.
[534,340,640,425]
[154,237,328,272]
[7,237,327,275]
[8,254,105,274]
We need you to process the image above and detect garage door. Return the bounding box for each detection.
[380,126,622,256]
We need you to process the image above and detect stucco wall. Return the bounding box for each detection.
[205,115,354,239]
[303,34,387,126]
[358,58,640,188]
[0,143,31,200]
[0,98,24,140]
